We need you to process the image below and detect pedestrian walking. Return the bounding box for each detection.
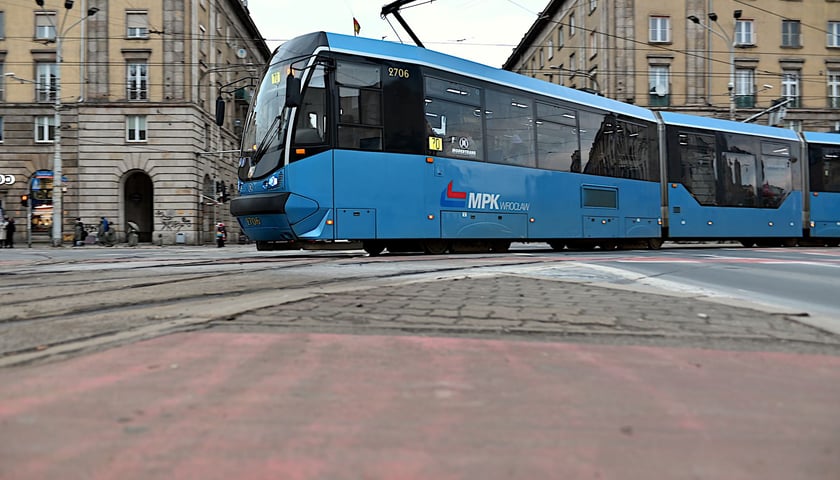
[98,216,113,246]
[4,217,16,248]
[0,217,7,248]
[216,223,227,248]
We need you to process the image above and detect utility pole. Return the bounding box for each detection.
[34,0,99,246]
[688,11,739,121]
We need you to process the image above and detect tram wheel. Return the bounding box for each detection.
[647,238,664,250]
[422,240,449,254]
[547,241,565,252]
[490,240,511,253]
[363,241,386,256]
[781,238,798,248]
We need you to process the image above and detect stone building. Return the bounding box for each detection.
[503,0,840,132]
[0,0,269,245]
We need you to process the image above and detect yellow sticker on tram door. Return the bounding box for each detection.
[428,136,443,151]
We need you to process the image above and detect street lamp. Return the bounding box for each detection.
[35,0,99,246]
[688,12,736,121]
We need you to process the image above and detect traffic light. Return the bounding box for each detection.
[20,194,29,206]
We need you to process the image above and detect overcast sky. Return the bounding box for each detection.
[244,0,549,68]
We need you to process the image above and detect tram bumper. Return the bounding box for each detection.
[230,192,319,241]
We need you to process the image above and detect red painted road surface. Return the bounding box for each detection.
[1,332,839,480]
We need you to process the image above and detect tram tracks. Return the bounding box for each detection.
[0,254,553,367]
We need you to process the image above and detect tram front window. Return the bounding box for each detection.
[239,61,292,180]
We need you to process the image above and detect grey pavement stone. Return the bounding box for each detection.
[223,275,840,354]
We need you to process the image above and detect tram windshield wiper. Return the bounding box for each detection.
[252,113,285,163]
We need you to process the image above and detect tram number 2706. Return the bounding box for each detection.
[388,67,410,79]
[245,217,262,226]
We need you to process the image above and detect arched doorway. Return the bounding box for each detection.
[123,171,154,242]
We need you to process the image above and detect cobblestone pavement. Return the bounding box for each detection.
[223,274,840,355]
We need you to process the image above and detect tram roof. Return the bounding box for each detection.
[803,131,840,145]
[658,111,801,141]
[321,32,657,123]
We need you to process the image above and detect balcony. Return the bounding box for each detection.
[734,95,755,108]
[234,87,251,103]
[784,97,801,108]
[648,94,670,107]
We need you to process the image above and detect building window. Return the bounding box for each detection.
[735,68,755,107]
[126,11,149,39]
[782,20,801,47]
[589,31,598,58]
[36,63,58,102]
[829,22,840,48]
[649,65,670,107]
[35,116,55,142]
[35,12,56,41]
[828,71,840,108]
[784,120,802,132]
[649,16,670,43]
[199,24,207,55]
[588,68,599,92]
[539,48,544,68]
[569,13,575,37]
[127,61,148,100]
[735,20,754,46]
[127,115,147,142]
[547,40,554,59]
[589,0,597,13]
[0,11,5,39]
[782,70,800,108]
[557,26,564,47]
[569,53,576,73]
[0,63,4,102]
[0,117,4,143]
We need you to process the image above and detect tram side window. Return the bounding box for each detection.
[485,90,535,167]
[578,111,604,175]
[809,145,840,192]
[759,142,793,208]
[677,133,717,205]
[424,77,483,161]
[535,102,579,171]
[583,114,657,181]
[336,62,383,151]
[720,134,759,207]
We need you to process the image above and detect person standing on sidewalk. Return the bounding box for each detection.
[0,217,7,248]
[216,223,227,248]
[73,218,87,247]
[4,217,16,248]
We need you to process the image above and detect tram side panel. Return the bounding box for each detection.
[661,113,804,240]
[805,135,840,241]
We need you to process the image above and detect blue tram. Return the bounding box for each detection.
[229,32,840,254]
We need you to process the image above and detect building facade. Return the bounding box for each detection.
[0,0,269,245]
[503,0,840,133]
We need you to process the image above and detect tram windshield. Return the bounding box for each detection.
[238,33,327,181]
[238,59,292,180]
